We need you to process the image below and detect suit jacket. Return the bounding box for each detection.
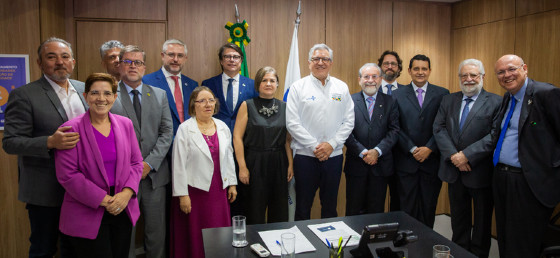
[142,69,198,135]
[345,91,400,177]
[433,89,502,188]
[55,112,143,239]
[202,74,258,132]
[492,78,560,207]
[110,82,173,189]
[392,83,449,174]
[2,76,87,207]
[172,117,237,196]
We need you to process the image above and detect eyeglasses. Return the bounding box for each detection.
[121,59,145,67]
[382,62,398,67]
[496,65,523,77]
[163,52,186,59]
[459,73,481,80]
[361,75,380,80]
[88,90,115,98]
[222,55,242,61]
[310,57,332,64]
[194,98,216,105]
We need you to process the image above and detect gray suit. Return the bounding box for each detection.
[433,89,501,257]
[111,82,173,258]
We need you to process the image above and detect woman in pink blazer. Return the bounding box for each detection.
[55,73,143,258]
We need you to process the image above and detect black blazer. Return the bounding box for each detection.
[433,89,502,188]
[345,91,400,177]
[492,78,560,208]
[392,83,449,174]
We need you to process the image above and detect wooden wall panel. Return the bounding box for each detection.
[452,0,515,29]
[326,0,393,94]
[516,0,560,17]
[450,19,515,94]
[75,21,167,81]
[73,0,166,20]
[393,2,451,89]
[515,9,560,87]
[40,0,66,42]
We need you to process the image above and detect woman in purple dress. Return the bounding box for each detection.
[170,86,238,258]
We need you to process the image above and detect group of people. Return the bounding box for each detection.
[2,36,558,258]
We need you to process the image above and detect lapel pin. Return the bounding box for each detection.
[528,99,532,105]
[147,93,151,97]
[242,83,246,87]
[531,121,536,125]
[379,104,383,108]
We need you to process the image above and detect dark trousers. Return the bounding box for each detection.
[345,173,388,216]
[26,204,75,258]
[493,166,553,258]
[448,179,493,258]
[294,154,343,220]
[69,210,133,258]
[397,168,442,228]
[387,173,401,211]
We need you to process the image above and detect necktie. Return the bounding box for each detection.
[171,76,184,122]
[366,96,375,120]
[386,84,393,95]
[493,96,517,166]
[459,97,473,131]
[227,78,234,111]
[131,89,141,126]
[417,88,424,107]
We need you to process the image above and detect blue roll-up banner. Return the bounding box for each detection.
[0,54,30,130]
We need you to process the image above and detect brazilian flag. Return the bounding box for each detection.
[225,20,250,77]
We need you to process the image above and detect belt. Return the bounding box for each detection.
[496,163,522,173]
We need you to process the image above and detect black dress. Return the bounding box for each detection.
[243,97,289,224]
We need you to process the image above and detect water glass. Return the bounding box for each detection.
[281,232,296,258]
[433,244,450,258]
[232,215,248,247]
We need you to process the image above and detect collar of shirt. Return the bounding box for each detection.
[511,77,528,103]
[462,90,481,102]
[162,67,182,97]
[222,72,240,83]
[310,73,331,88]
[362,90,379,101]
[124,82,143,102]
[412,81,429,97]
[45,75,74,95]
[381,79,397,88]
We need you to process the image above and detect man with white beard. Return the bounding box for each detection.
[433,59,501,258]
[344,63,400,215]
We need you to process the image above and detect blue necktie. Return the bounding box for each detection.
[386,84,393,95]
[459,97,473,131]
[366,96,375,120]
[227,78,234,111]
[493,96,517,166]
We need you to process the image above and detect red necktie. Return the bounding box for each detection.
[171,76,184,122]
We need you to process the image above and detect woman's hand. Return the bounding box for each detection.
[228,186,237,203]
[106,188,133,216]
[239,167,250,185]
[179,195,192,214]
[287,165,294,182]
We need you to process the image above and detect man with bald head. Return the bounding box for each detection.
[492,54,560,258]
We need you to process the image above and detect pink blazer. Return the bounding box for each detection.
[55,112,143,239]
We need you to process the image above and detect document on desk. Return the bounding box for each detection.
[258,225,316,256]
[307,221,361,248]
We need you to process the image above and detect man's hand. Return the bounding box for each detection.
[450,151,469,168]
[142,161,151,179]
[458,163,472,172]
[314,142,334,162]
[412,146,432,163]
[47,126,79,150]
[362,149,379,165]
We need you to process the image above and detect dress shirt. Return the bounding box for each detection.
[498,78,528,167]
[381,79,399,94]
[45,76,86,120]
[286,74,355,157]
[161,67,183,99]
[124,82,143,104]
[221,73,240,108]
[359,91,383,157]
[459,91,480,122]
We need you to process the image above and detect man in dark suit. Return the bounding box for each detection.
[2,37,86,258]
[492,54,560,258]
[392,54,449,228]
[377,50,405,211]
[143,39,198,135]
[344,63,400,215]
[109,45,173,258]
[202,43,258,133]
[433,59,501,258]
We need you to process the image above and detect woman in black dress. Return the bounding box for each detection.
[233,66,293,224]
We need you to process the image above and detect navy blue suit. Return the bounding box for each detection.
[202,74,257,132]
[143,69,198,136]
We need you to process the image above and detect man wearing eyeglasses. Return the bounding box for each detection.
[202,43,258,133]
[100,40,124,81]
[110,45,173,258]
[433,59,501,258]
[286,43,354,220]
[344,63,399,216]
[491,54,560,258]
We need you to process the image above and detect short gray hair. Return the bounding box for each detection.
[99,40,124,59]
[458,58,485,75]
[162,39,187,55]
[359,63,381,77]
[38,37,73,60]
[308,43,333,61]
[119,45,146,62]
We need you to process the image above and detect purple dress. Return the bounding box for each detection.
[170,131,231,258]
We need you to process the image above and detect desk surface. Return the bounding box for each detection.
[203,211,476,257]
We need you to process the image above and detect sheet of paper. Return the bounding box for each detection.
[307,221,361,248]
[258,225,316,256]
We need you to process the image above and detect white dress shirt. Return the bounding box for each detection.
[161,67,183,99]
[381,79,399,94]
[45,76,86,120]
[221,73,240,108]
